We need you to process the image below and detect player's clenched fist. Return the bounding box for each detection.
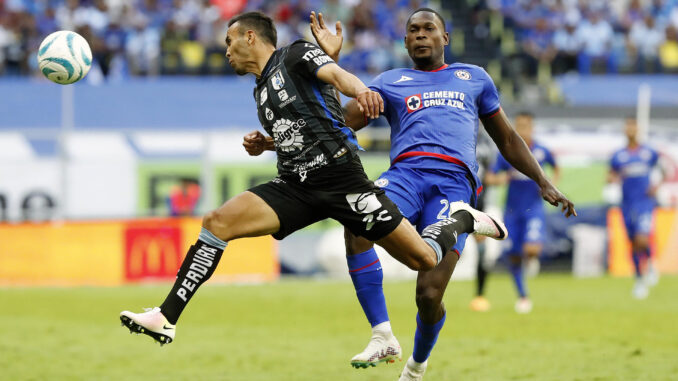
[243,130,271,156]
[355,88,384,120]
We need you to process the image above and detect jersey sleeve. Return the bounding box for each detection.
[285,41,335,79]
[368,73,390,112]
[491,153,510,173]
[477,68,501,118]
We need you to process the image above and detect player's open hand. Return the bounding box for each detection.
[540,182,577,217]
[243,130,269,156]
[310,11,342,61]
[355,88,384,120]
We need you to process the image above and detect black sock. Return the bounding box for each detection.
[422,210,475,258]
[160,240,224,324]
[476,242,488,296]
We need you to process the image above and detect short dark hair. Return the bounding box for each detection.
[407,8,447,32]
[516,110,534,119]
[228,11,277,47]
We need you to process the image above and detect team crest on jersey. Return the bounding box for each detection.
[455,70,471,80]
[260,88,268,105]
[271,70,285,90]
[273,118,306,152]
[405,94,423,113]
[265,108,274,121]
[374,178,389,187]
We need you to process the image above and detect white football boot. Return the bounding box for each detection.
[632,279,649,300]
[448,201,508,240]
[399,356,428,381]
[350,323,402,369]
[514,297,533,314]
[120,307,175,345]
[644,261,659,287]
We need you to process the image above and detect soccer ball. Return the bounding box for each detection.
[37,31,92,85]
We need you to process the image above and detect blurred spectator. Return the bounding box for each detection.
[575,11,617,74]
[521,17,556,76]
[168,178,201,217]
[628,15,664,72]
[659,25,678,72]
[552,18,580,74]
[4,0,678,83]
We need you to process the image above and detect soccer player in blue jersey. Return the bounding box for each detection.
[483,111,560,313]
[609,117,661,299]
[311,8,576,379]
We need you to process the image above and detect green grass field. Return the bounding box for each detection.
[1,274,677,381]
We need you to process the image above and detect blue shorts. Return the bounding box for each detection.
[622,202,654,239]
[503,208,546,256]
[375,158,474,255]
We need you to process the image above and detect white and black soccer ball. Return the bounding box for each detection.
[37,31,92,85]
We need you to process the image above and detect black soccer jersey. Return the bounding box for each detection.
[254,39,360,182]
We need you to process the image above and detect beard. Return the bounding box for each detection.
[411,53,434,68]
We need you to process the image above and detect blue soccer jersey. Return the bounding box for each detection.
[609,145,658,208]
[610,145,659,237]
[369,63,501,188]
[492,142,556,214]
[368,63,501,255]
[492,142,556,253]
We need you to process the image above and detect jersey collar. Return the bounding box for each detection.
[414,64,448,72]
[257,50,279,85]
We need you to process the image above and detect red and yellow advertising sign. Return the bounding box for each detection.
[607,208,678,276]
[0,217,278,286]
[125,221,183,281]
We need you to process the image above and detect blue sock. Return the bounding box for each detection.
[412,312,446,363]
[508,256,527,298]
[347,248,389,327]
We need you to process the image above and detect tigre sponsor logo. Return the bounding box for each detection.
[273,118,306,152]
[293,153,328,173]
[302,48,333,66]
[176,244,218,302]
[271,70,285,90]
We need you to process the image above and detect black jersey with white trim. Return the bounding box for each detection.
[254,39,360,181]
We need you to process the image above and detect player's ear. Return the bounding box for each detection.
[443,31,450,46]
[246,30,255,45]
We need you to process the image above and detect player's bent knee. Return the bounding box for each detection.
[202,210,233,241]
[415,287,444,311]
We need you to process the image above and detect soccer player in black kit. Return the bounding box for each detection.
[119,11,502,347]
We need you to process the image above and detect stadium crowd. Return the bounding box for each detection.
[1,0,678,80]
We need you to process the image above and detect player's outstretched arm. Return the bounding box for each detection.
[242,130,274,156]
[316,63,383,120]
[482,108,577,217]
[310,11,342,62]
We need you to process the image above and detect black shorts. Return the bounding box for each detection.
[249,157,403,241]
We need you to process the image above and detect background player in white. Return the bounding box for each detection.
[483,111,560,313]
[120,11,479,347]
[310,8,576,380]
[608,117,661,299]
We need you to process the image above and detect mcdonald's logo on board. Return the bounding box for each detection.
[125,226,183,281]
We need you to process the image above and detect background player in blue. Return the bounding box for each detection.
[609,117,661,299]
[485,111,560,314]
[311,8,576,380]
